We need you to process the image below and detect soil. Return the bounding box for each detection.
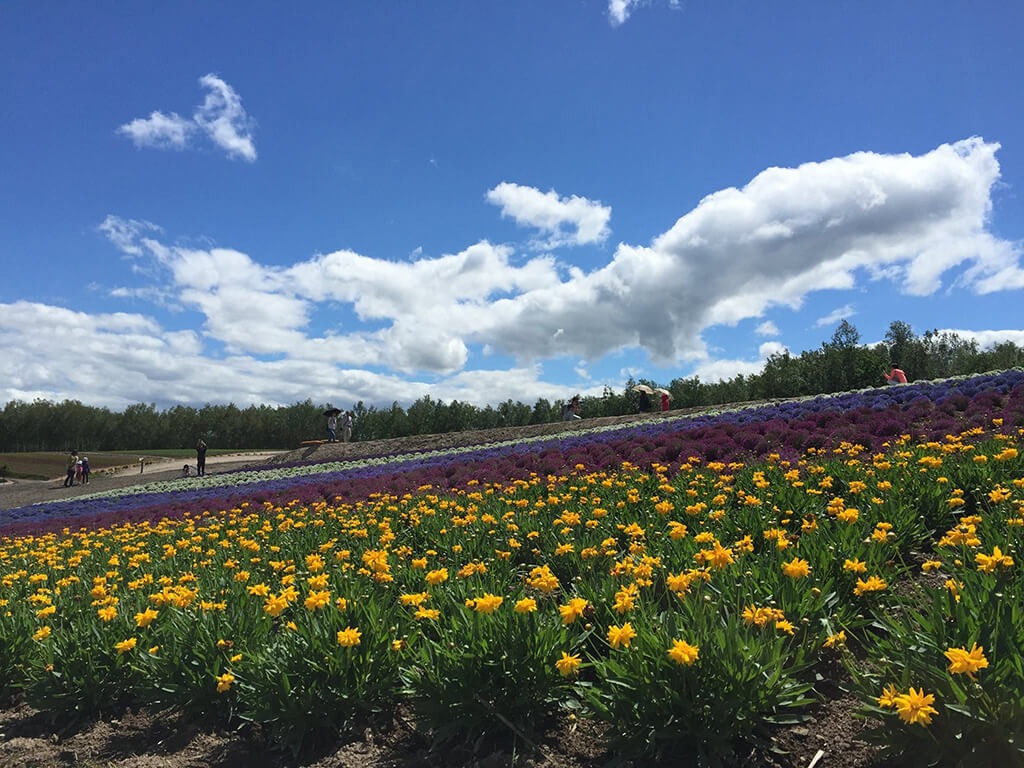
[0,413,881,768]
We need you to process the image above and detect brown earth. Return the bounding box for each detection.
[0,410,881,768]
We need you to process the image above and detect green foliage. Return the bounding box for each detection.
[399,598,584,748]
[584,607,814,766]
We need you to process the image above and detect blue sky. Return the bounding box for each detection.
[2,1,1023,412]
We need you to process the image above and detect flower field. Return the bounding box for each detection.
[2,370,1023,766]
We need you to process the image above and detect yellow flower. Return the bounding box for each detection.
[263,594,289,617]
[414,606,440,620]
[823,630,846,649]
[853,575,887,596]
[843,558,867,574]
[425,568,449,586]
[230,653,242,663]
[135,608,158,627]
[607,622,637,649]
[148,646,159,655]
[781,557,810,579]
[975,545,1014,573]
[215,671,235,693]
[32,625,52,641]
[667,639,699,666]
[514,597,537,613]
[612,584,638,614]
[944,643,989,679]
[304,590,331,611]
[555,652,582,676]
[921,560,942,572]
[895,687,937,726]
[706,542,735,569]
[336,626,362,647]
[399,592,429,607]
[97,605,118,622]
[527,565,561,594]
[559,597,589,625]
[114,637,137,654]
[876,683,900,708]
[470,593,504,614]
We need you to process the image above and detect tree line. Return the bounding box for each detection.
[1,320,1021,453]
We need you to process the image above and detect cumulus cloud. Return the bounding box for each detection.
[8,139,1021,410]
[118,74,256,161]
[815,304,855,327]
[936,329,1024,349]
[486,182,611,247]
[758,341,788,358]
[477,139,1019,368]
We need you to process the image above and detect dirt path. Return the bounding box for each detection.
[0,452,285,513]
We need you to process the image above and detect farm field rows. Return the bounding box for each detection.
[1,370,1023,767]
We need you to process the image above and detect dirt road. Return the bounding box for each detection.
[0,452,285,512]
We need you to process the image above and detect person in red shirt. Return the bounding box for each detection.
[884,367,907,384]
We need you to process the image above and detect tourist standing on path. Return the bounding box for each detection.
[80,456,90,484]
[326,410,339,442]
[341,410,354,442]
[64,450,78,487]
[195,439,207,477]
[638,390,652,413]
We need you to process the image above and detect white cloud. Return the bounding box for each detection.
[117,111,194,150]
[758,341,788,358]
[193,74,257,161]
[486,182,611,247]
[8,139,1019,411]
[118,74,256,162]
[936,329,1024,349]
[608,0,643,26]
[815,304,855,327]
[756,320,780,336]
[98,215,162,257]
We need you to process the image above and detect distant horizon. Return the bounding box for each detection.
[3,3,1022,412]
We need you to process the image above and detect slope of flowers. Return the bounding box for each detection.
[4,369,1022,539]
[1,370,1023,764]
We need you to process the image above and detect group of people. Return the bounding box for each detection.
[326,409,354,442]
[63,450,90,486]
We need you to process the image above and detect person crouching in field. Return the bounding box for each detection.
[64,450,78,487]
[884,366,908,384]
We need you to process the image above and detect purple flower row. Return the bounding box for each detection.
[3,370,1022,537]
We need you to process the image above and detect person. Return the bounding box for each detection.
[64,450,78,487]
[181,464,191,477]
[80,456,90,485]
[638,389,652,413]
[75,456,84,484]
[195,439,207,477]
[562,395,582,421]
[884,366,908,385]
[660,392,670,412]
[327,411,338,442]
[341,410,354,442]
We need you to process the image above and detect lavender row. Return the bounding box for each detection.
[3,369,1022,537]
